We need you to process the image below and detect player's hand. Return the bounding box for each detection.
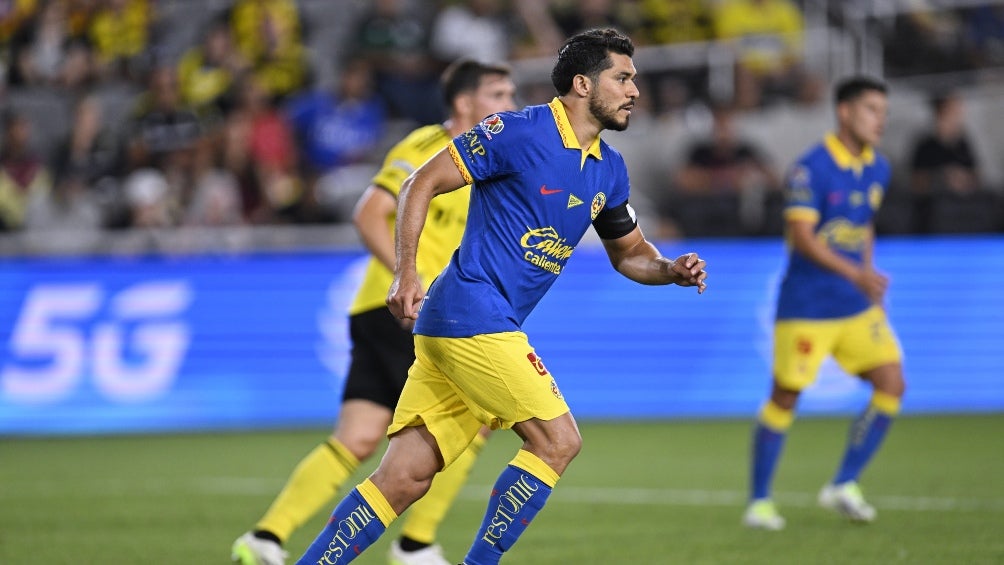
[387,271,424,321]
[853,267,888,304]
[671,252,708,294]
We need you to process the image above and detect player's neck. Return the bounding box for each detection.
[835,130,867,156]
[558,97,603,147]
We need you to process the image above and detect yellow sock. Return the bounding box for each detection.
[255,438,359,542]
[400,434,487,544]
[758,400,795,432]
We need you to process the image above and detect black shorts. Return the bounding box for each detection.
[342,306,416,409]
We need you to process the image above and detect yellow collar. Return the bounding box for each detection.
[548,98,603,164]
[824,132,874,174]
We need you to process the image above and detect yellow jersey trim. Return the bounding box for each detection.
[448,143,473,185]
[824,133,874,175]
[548,98,602,168]
[784,206,819,224]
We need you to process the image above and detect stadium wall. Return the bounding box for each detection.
[1,237,1001,435]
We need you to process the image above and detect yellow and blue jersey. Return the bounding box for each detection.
[777,133,891,320]
[415,99,631,337]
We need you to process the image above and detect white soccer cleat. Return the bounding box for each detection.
[742,498,786,531]
[818,481,877,523]
[231,532,288,565]
[388,539,451,565]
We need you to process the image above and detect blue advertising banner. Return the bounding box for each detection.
[1,237,1002,435]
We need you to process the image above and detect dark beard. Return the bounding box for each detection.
[588,93,630,131]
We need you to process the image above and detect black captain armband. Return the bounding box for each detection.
[593,201,638,240]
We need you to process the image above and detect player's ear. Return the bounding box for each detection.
[454,93,473,119]
[572,74,591,98]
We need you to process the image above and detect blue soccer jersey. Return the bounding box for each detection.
[414,99,632,337]
[776,133,891,320]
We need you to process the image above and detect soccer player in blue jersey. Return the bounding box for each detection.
[292,28,708,565]
[743,76,906,531]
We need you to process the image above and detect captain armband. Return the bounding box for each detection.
[593,201,638,240]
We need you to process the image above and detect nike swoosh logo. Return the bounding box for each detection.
[540,185,563,195]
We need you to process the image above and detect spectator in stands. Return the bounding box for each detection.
[548,0,640,39]
[178,17,248,119]
[0,110,52,230]
[882,5,968,76]
[0,0,38,45]
[52,95,119,208]
[211,101,266,223]
[430,0,511,64]
[284,58,385,221]
[910,91,980,197]
[712,0,807,109]
[508,0,563,59]
[8,0,92,90]
[637,0,710,45]
[908,90,998,233]
[663,104,780,236]
[963,5,1004,68]
[124,64,203,172]
[24,166,103,239]
[350,0,442,124]
[635,0,713,114]
[63,0,95,39]
[87,0,155,81]
[227,71,304,224]
[228,0,306,98]
[121,166,173,228]
[183,137,245,227]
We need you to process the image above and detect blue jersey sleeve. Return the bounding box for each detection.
[605,145,632,208]
[450,112,530,183]
[784,158,823,223]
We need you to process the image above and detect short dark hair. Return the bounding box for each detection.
[440,59,512,108]
[550,28,635,96]
[834,75,887,104]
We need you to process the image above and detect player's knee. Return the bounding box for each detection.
[333,431,384,461]
[538,427,582,466]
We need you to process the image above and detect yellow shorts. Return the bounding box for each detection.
[388,331,570,467]
[773,305,903,391]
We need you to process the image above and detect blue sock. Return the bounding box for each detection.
[463,465,552,565]
[751,422,787,500]
[833,408,894,484]
[295,488,386,565]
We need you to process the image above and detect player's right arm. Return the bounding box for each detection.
[352,186,398,273]
[788,219,887,304]
[386,149,468,320]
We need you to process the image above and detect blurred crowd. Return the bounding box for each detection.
[0,0,1002,243]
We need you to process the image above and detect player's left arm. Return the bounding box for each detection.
[595,202,706,292]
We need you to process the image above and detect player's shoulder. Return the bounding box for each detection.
[599,137,626,164]
[474,105,539,140]
[872,151,891,172]
[395,124,450,153]
[797,140,830,168]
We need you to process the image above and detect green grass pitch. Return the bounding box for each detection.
[2,414,1002,564]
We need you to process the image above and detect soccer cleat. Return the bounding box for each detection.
[231,531,288,565]
[742,498,786,531]
[388,539,451,565]
[818,481,877,523]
